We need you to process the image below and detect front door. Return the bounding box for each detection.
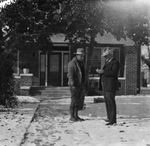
[48,52,69,86]
[48,53,61,86]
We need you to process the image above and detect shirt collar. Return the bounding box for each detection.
[106,57,114,63]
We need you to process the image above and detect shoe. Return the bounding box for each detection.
[77,117,85,121]
[105,122,116,126]
[69,117,78,122]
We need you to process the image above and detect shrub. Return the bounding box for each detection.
[0,52,18,108]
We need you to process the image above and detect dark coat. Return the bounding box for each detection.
[99,58,120,92]
[67,57,85,86]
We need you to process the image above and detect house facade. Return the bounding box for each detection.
[13,33,138,95]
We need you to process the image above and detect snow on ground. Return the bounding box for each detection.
[16,96,40,103]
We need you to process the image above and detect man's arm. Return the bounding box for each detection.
[96,68,104,74]
[67,62,75,86]
[104,60,120,77]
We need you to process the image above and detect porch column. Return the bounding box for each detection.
[45,52,48,86]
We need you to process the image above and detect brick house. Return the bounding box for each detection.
[13,33,138,95]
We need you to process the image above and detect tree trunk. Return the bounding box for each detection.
[85,36,95,84]
[141,56,150,69]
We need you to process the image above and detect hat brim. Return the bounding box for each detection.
[101,49,114,57]
[74,53,86,55]
[101,53,109,57]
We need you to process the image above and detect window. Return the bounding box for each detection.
[89,47,101,76]
[89,46,125,77]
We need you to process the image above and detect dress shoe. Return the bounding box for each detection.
[69,117,78,122]
[105,122,116,126]
[77,117,85,121]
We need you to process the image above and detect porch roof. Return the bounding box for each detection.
[50,33,135,45]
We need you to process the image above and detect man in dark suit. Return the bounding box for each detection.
[96,47,120,125]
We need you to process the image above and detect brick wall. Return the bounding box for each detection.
[19,49,39,86]
[88,45,138,95]
[14,75,21,95]
[125,45,137,95]
[20,74,33,86]
[14,74,33,96]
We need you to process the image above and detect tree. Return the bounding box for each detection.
[58,0,128,81]
[2,0,149,74]
[0,0,52,107]
[0,0,63,107]
[141,46,150,71]
[123,1,150,91]
[58,0,150,93]
[105,0,150,92]
[0,0,150,95]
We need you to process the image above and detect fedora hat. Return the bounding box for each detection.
[74,48,85,55]
[101,47,114,57]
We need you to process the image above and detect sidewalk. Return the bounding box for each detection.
[0,96,39,146]
[21,95,150,146]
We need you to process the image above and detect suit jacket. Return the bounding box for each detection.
[99,58,120,92]
[67,57,85,86]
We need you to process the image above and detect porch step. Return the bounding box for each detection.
[30,86,71,97]
[140,87,150,95]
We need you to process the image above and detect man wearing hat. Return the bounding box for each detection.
[67,48,87,122]
[96,47,120,125]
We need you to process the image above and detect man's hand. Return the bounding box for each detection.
[70,86,76,90]
[96,68,104,74]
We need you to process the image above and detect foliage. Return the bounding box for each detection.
[119,1,150,68]
[59,0,130,43]
[58,0,150,77]
[141,55,150,69]
[59,0,105,43]
[1,0,149,55]
[58,0,113,79]
[0,0,62,107]
[0,51,18,108]
[103,0,150,45]
[0,0,149,52]
[125,5,149,45]
[0,0,61,51]
[0,0,150,91]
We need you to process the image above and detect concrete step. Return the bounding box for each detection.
[40,92,71,97]
[30,86,71,97]
[140,87,150,95]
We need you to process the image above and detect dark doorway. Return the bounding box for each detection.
[48,51,69,86]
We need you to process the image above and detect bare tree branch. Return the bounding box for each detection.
[141,55,150,69]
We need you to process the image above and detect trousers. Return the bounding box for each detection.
[69,85,85,109]
[104,91,116,123]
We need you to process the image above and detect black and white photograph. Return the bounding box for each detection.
[0,0,150,146]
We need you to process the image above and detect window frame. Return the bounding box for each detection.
[89,44,125,78]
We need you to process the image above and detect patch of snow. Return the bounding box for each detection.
[16,96,40,103]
